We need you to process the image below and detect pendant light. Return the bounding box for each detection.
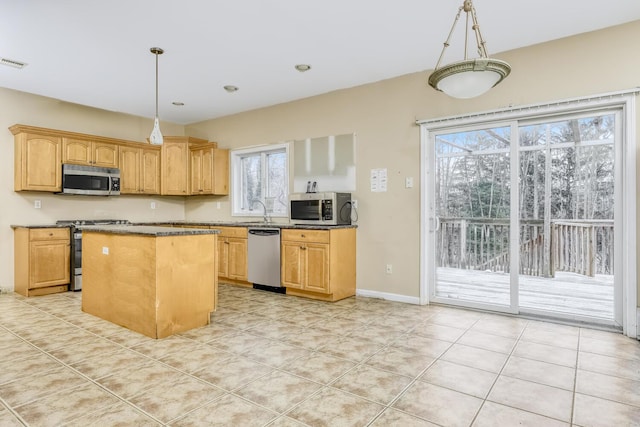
[149,47,164,145]
[428,0,510,99]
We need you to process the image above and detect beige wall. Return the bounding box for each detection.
[1,21,638,307]
[185,20,640,302]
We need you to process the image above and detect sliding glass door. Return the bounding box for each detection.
[427,109,621,325]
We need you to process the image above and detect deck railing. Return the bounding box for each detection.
[437,218,614,277]
[551,220,614,276]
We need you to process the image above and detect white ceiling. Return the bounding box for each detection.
[1,1,639,125]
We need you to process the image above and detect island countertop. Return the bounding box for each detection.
[79,225,221,236]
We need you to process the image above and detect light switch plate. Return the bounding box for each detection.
[405,177,414,188]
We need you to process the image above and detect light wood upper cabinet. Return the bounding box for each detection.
[62,138,119,168]
[190,147,229,195]
[161,139,190,195]
[14,227,70,297]
[281,228,356,301]
[119,145,160,194]
[13,131,62,192]
[10,125,227,197]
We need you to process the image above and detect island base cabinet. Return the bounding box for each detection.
[82,232,217,339]
[281,228,355,302]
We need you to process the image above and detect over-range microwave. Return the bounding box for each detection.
[289,192,352,225]
[60,164,121,196]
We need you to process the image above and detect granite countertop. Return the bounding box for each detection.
[137,221,357,230]
[11,224,72,229]
[79,225,221,236]
[11,222,357,231]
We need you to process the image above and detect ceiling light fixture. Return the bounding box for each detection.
[223,85,239,93]
[172,101,184,106]
[295,64,311,72]
[428,0,510,99]
[149,47,164,145]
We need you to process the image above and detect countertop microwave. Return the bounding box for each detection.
[61,164,121,196]
[289,192,352,225]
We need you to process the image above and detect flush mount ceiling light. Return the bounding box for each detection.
[294,64,311,72]
[149,47,164,145]
[428,0,511,99]
[223,85,239,93]
[172,101,184,106]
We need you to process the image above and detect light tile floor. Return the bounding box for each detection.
[1,284,639,426]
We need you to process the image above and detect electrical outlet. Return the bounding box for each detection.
[150,202,156,210]
[351,199,358,209]
[102,247,109,255]
[34,200,41,209]
[216,202,221,209]
[386,264,393,274]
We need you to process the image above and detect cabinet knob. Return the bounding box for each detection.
[301,234,306,238]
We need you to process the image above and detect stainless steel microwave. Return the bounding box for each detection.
[61,164,121,196]
[289,192,351,225]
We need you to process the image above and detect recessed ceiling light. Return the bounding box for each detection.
[295,64,311,72]
[172,101,184,106]
[223,85,239,93]
[0,57,27,69]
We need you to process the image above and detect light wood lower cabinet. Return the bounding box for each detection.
[216,226,248,283]
[281,228,356,301]
[14,227,70,297]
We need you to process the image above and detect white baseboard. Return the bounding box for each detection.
[355,288,421,305]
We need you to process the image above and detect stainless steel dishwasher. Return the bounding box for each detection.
[247,228,283,292]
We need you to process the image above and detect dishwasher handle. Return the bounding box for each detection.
[248,229,280,236]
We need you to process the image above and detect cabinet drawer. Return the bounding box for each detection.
[281,229,329,243]
[30,228,69,241]
[214,226,248,239]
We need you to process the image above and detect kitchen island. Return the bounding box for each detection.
[81,225,219,339]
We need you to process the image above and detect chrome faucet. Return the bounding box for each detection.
[251,199,271,223]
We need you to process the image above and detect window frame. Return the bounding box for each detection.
[231,143,290,218]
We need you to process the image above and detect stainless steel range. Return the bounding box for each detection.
[55,219,130,291]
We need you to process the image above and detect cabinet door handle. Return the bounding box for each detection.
[301,234,306,238]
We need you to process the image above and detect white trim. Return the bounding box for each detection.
[416,88,640,126]
[637,308,640,340]
[419,125,429,305]
[622,95,637,338]
[356,288,421,305]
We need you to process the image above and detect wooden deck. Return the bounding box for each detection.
[436,267,614,320]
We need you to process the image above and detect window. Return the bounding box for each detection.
[231,144,289,217]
